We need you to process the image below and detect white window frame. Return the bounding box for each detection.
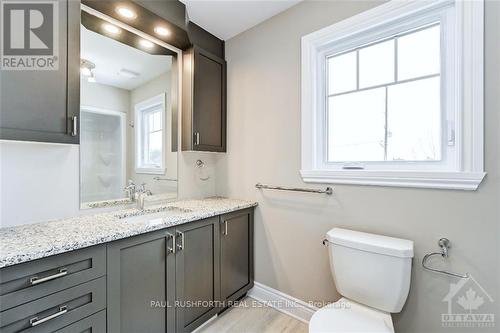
[301,0,485,190]
[135,93,166,174]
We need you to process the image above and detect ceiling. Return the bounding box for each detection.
[181,0,303,40]
[81,26,171,90]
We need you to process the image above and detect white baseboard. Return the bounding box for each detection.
[248,282,318,324]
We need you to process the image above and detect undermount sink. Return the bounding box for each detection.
[115,207,191,224]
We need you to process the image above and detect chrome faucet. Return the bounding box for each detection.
[136,183,152,210]
[124,180,137,201]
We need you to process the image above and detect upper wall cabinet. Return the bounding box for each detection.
[0,0,80,144]
[182,46,227,152]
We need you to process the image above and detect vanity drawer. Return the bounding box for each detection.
[54,309,106,333]
[0,276,106,333]
[0,246,106,311]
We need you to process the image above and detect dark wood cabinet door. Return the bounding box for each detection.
[220,209,254,303]
[192,47,226,152]
[175,217,220,332]
[107,230,176,333]
[0,0,80,144]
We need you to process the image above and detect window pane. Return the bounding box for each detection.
[148,131,162,166]
[387,77,441,161]
[328,51,356,94]
[359,39,394,88]
[328,88,386,162]
[147,112,155,132]
[153,111,162,131]
[397,25,440,80]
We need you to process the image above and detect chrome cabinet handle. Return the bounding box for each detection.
[167,232,175,254]
[194,132,200,145]
[70,116,78,137]
[30,268,67,285]
[222,221,228,236]
[30,306,68,327]
[176,231,184,251]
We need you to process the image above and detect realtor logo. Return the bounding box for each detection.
[1,0,59,70]
[442,275,495,329]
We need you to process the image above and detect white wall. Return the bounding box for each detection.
[217,1,500,332]
[81,79,130,112]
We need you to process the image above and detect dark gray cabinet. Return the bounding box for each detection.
[107,230,176,333]
[0,277,105,333]
[0,0,80,144]
[54,310,106,333]
[220,209,254,304]
[182,46,227,152]
[175,217,221,332]
[0,208,254,333]
[0,245,105,312]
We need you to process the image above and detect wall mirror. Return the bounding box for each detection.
[80,6,179,209]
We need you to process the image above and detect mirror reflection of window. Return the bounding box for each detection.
[135,94,166,174]
[79,16,178,209]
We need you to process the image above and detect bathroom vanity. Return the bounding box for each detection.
[0,198,255,333]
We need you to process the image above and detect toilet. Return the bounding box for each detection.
[309,228,414,333]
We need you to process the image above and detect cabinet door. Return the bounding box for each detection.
[0,0,80,144]
[220,209,254,303]
[175,217,220,332]
[107,230,176,333]
[192,47,226,152]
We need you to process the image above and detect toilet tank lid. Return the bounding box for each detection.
[327,228,414,258]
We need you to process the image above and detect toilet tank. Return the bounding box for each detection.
[326,228,413,313]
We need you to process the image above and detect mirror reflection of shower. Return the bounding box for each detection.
[80,108,126,203]
[79,10,178,209]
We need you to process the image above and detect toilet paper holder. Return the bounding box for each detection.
[422,238,469,279]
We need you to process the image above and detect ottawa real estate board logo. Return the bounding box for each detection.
[1,0,59,70]
[442,275,495,329]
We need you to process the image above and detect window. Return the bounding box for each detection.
[327,24,441,163]
[135,94,166,174]
[301,0,485,190]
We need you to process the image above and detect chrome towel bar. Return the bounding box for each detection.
[255,183,333,195]
[422,238,469,279]
[153,177,178,181]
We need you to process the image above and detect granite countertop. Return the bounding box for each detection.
[0,197,257,268]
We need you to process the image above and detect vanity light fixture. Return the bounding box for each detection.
[139,39,154,49]
[116,6,136,19]
[103,23,121,35]
[154,26,170,37]
[80,66,91,77]
[81,59,96,83]
[88,72,96,83]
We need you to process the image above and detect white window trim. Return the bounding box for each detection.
[135,93,166,175]
[301,0,485,190]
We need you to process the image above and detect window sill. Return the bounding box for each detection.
[300,170,486,191]
[135,168,165,175]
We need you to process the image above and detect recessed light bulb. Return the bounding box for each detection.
[116,7,136,19]
[139,39,154,49]
[154,26,170,37]
[103,23,121,35]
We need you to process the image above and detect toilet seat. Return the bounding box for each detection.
[309,298,394,333]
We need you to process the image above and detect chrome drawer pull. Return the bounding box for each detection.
[30,306,68,327]
[176,231,184,251]
[167,232,175,254]
[30,268,68,285]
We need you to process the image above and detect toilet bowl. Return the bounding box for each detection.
[309,298,394,333]
[309,228,413,333]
